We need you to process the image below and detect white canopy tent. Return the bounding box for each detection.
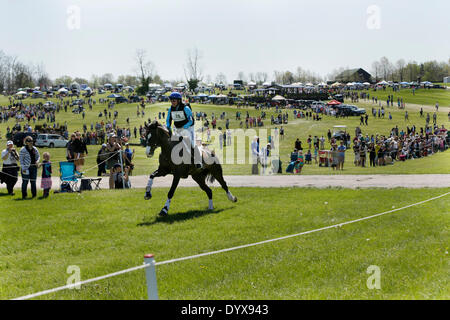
[272,95,286,101]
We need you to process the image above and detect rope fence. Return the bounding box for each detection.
[11,191,450,300]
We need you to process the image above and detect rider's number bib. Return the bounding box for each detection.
[171,111,186,121]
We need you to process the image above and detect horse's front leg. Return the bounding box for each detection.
[159,175,180,216]
[145,168,166,200]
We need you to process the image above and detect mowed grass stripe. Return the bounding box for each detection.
[0,187,449,299]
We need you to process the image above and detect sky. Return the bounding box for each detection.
[1,0,449,83]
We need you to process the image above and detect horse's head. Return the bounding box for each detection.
[144,121,169,158]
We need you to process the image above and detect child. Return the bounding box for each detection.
[40,152,52,198]
[295,150,304,174]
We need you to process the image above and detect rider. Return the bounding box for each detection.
[166,92,202,169]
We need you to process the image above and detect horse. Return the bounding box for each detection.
[143,121,237,216]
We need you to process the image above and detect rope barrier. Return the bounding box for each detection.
[0,151,122,182]
[11,190,450,300]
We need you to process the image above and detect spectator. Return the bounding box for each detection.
[112,163,131,189]
[294,150,304,174]
[39,152,52,198]
[19,136,40,199]
[123,143,135,175]
[106,134,122,189]
[337,141,346,170]
[96,144,109,176]
[66,133,76,162]
[1,140,20,195]
[72,132,88,172]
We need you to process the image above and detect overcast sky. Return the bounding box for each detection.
[2,0,449,83]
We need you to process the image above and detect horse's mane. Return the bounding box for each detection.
[147,120,170,138]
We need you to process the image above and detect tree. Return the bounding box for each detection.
[379,56,392,81]
[54,75,73,86]
[184,47,203,91]
[395,59,406,82]
[255,72,268,84]
[371,61,380,83]
[215,73,227,85]
[237,71,246,83]
[135,49,155,83]
[99,73,114,85]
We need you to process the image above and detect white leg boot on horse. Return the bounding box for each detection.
[145,177,153,200]
[160,198,171,216]
[208,199,214,210]
[227,191,237,202]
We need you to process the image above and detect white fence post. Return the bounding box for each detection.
[144,254,159,300]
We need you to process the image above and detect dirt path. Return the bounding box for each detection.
[3,174,449,191]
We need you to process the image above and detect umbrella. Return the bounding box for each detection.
[217,94,228,98]
[377,80,389,85]
[58,88,68,92]
[208,94,217,98]
[272,95,286,101]
[331,82,342,87]
[16,91,27,95]
[197,94,208,97]
[107,94,121,98]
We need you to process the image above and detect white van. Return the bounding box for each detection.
[35,134,68,148]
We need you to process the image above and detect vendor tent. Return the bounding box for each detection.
[272,95,286,101]
[327,100,342,105]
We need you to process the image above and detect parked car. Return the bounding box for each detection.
[71,98,85,106]
[35,134,68,148]
[13,132,38,147]
[128,95,141,103]
[115,96,129,103]
[334,94,344,103]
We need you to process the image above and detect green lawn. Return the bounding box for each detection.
[357,87,450,107]
[0,92,449,176]
[0,187,449,299]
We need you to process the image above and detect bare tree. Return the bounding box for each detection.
[371,61,380,83]
[215,73,227,85]
[237,71,246,82]
[184,47,203,91]
[395,59,406,82]
[184,47,203,82]
[135,49,155,82]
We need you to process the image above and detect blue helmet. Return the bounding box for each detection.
[169,92,182,100]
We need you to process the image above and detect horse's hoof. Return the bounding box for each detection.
[232,196,237,203]
[159,206,168,216]
[144,192,152,200]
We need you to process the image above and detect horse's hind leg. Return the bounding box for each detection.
[192,173,214,210]
[211,165,237,203]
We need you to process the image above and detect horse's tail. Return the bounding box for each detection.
[206,172,215,184]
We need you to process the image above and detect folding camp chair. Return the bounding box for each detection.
[59,161,82,192]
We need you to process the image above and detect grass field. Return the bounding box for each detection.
[1,91,449,176]
[358,87,450,107]
[0,187,449,299]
